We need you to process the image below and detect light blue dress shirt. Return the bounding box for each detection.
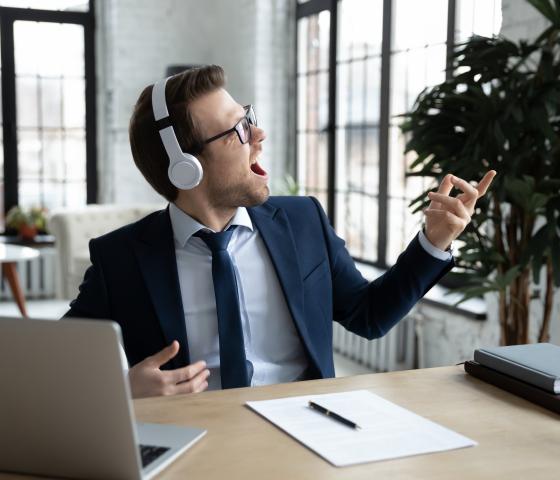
[169,202,309,390]
[417,229,453,261]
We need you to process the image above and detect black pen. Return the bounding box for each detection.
[308,401,361,430]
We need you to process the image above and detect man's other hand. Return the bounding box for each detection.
[424,170,497,251]
[128,341,210,398]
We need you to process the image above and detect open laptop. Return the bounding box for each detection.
[0,317,206,480]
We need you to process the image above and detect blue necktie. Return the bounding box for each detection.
[195,227,253,389]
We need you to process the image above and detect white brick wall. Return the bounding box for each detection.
[95,0,294,204]
[501,0,549,39]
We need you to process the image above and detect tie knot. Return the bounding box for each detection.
[195,226,236,253]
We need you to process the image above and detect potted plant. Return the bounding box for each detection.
[5,206,48,241]
[400,0,560,345]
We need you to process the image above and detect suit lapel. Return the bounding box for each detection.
[132,208,190,367]
[248,203,319,368]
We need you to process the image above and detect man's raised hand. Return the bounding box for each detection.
[423,170,497,251]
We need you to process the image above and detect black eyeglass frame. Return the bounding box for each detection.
[203,105,256,146]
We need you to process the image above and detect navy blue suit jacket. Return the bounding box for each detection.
[65,196,453,379]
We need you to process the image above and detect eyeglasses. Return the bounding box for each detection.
[203,105,257,146]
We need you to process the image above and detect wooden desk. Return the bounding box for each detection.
[137,365,559,479]
[2,366,559,479]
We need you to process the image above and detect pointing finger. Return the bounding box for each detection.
[475,170,497,197]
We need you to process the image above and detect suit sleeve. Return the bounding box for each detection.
[309,197,454,339]
[62,239,111,320]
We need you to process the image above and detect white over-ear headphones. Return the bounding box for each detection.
[151,76,203,190]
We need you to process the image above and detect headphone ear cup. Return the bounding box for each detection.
[168,153,203,190]
[152,77,203,191]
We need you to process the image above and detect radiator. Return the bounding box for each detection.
[0,249,57,300]
[333,311,418,372]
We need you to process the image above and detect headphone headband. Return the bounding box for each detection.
[152,76,170,121]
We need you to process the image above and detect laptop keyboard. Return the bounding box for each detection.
[139,444,170,468]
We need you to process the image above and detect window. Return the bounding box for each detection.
[297,10,331,209]
[296,0,502,268]
[0,0,96,224]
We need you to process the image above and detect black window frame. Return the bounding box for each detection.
[295,0,457,271]
[0,0,97,220]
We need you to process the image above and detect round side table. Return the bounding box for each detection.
[0,244,40,317]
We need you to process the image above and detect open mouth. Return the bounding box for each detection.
[250,160,267,177]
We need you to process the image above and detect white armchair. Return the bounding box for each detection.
[49,203,164,299]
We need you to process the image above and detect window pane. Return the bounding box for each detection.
[297,12,330,75]
[337,57,382,127]
[63,78,85,128]
[390,44,447,118]
[16,76,39,127]
[393,0,448,52]
[336,125,379,260]
[335,190,378,260]
[18,179,42,207]
[456,0,503,42]
[60,180,86,206]
[17,129,41,179]
[304,131,328,192]
[41,77,63,128]
[64,130,86,181]
[338,0,383,62]
[0,1,88,11]
[15,22,84,77]
[43,130,64,179]
[387,197,423,263]
[365,57,381,124]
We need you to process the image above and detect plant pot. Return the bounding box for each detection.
[19,224,38,241]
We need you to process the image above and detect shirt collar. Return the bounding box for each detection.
[169,202,253,247]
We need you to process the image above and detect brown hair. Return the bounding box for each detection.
[129,65,225,202]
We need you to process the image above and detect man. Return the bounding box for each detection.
[65,65,495,398]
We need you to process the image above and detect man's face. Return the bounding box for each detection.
[190,88,269,208]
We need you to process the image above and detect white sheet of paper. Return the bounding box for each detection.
[246,390,476,467]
